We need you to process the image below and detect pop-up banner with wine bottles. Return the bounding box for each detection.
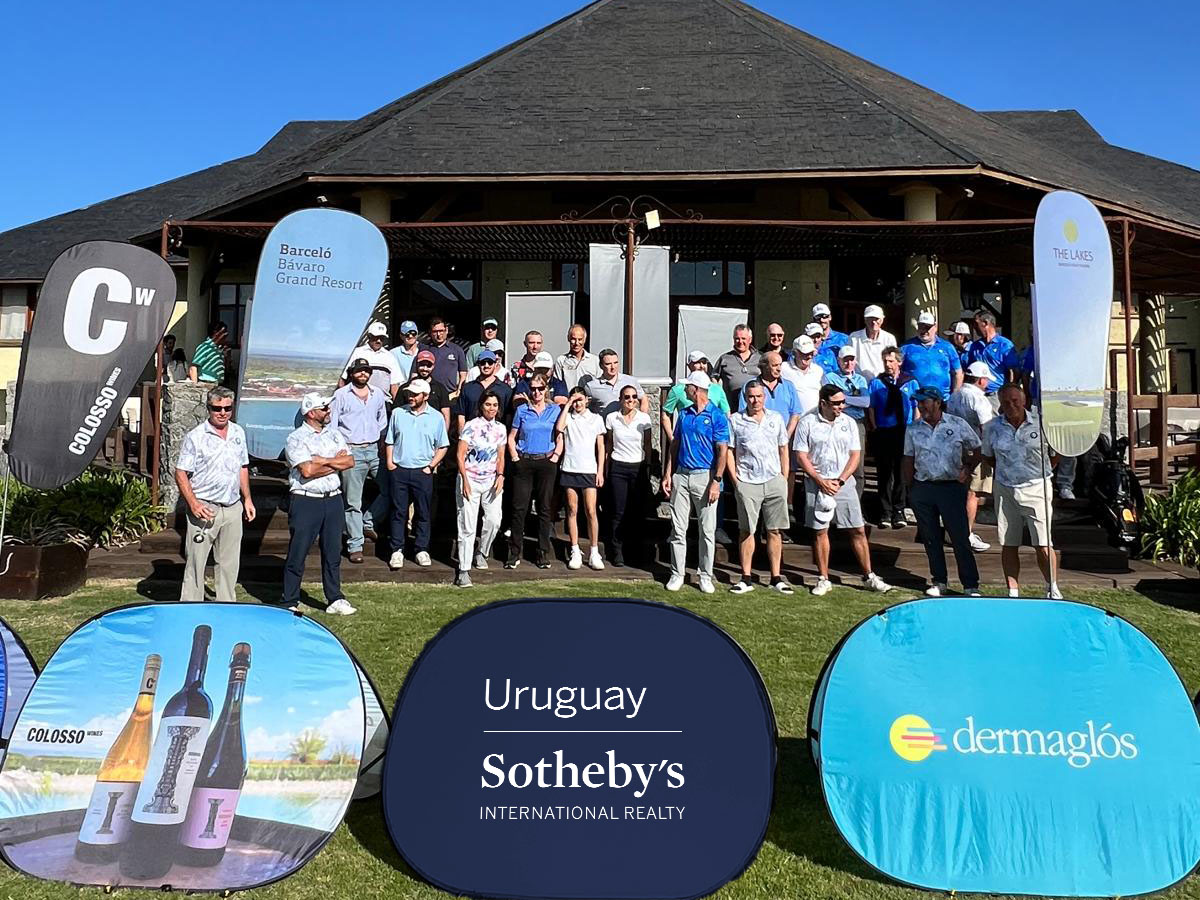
[0,616,39,768]
[0,603,366,892]
[382,598,777,900]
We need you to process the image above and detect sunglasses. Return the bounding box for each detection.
[826,399,847,407]
[403,330,418,337]
[480,359,496,365]
[621,394,638,400]
[208,404,233,412]
[530,386,546,392]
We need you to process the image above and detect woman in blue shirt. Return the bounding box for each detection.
[506,374,563,568]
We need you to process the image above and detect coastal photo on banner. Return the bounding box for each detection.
[237,208,388,460]
[0,617,38,768]
[383,597,776,900]
[810,597,1200,897]
[7,241,176,489]
[1032,190,1115,457]
[0,604,366,892]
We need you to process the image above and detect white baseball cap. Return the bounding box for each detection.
[917,311,937,326]
[945,321,971,336]
[406,378,432,395]
[792,335,815,354]
[863,304,885,320]
[533,351,554,369]
[966,361,993,379]
[812,303,832,318]
[838,345,857,360]
[812,490,838,526]
[485,338,504,352]
[686,349,709,364]
[366,321,388,337]
[804,322,823,337]
[684,371,711,390]
[299,392,332,415]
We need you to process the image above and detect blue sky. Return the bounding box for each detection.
[1,0,1196,233]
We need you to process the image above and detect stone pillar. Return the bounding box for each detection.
[355,189,392,224]
[892,183,940,333]
[158,382,209,510]
[184,246,208,356]
[1139,293,1170,393]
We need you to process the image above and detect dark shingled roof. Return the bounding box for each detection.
[185,0,1200,231]
[0,121,347,281]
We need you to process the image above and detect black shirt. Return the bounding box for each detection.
[457,378,514,421]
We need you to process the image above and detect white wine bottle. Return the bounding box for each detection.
[74,654,162,864]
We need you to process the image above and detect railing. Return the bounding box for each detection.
[1131,393,1200,485]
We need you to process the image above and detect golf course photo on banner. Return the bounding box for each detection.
[237,207,388,460]
[810,596,1200,897]
[0,603,366,892]
[383,597,777,900]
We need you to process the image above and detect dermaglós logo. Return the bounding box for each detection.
[888,714,947,761]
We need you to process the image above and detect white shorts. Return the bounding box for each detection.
[995,478,1052,546]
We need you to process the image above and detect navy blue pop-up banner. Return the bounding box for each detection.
[383,598,777,900]
[810,597,1200,897]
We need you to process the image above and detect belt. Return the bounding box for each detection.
[348,441,378,447]
[521,452,553,460]
[291,489,342,498]
[198,498,240,508]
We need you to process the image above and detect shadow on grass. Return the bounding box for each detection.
[767,737,892,886]
[343,796,423,880]
[1135,577,1200,613]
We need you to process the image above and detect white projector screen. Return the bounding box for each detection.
[588,243,671,383]
[505,291,575,362]
[675,305,749,381]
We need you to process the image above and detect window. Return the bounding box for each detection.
[215,283,252,348]
[670,260,747,296]
[0,286,27,341]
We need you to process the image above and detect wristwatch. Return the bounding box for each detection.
[836,478,845,486]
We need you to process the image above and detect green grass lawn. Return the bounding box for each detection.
[2,578,1199,899]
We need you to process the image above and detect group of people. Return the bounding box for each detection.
[174,303,1066,611]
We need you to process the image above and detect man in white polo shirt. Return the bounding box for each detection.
[982,383,1061,599]
[948,360,996,552]
[340,321,402,400]
[849,304,896,381]
[175,386,255,604]
[727,380,793,595]
[554,323,602,390]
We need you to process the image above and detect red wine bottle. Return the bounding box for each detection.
[178,642,251,867]
[119,625,212,880]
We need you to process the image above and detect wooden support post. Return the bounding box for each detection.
[1150,392,1169,485]
[1122,220,1137,473]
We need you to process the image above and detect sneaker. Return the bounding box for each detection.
[698,576,716,594]
[730,578,755,594]
[1048,584,1064,600]
[903,509,917,526]
[388,549,405,570]
[588,548,604,570]
[536,557,552,569]
[665,574,685,592]
[811,577,832,597]
[770,576,795,595]
[779,531,793,544]
[925,582,947,597]
[567,546,583,570]
[966,588,983,597]
[415,551,432,567]
[454,571,473,588]
[863,572,893,593]
[969,533,991,552]
[505,558,521,570]
[891,517,907,530]
[473,552,489,570]
[877,520,892,530]
[1008,587,1020,598]
[325,598,357,616]
[1058,486,1076,500]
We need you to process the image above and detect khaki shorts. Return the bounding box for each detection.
[995,478,1052,546]
[736,475,790,534]
[969,460,994,494]
[805,477,864,531]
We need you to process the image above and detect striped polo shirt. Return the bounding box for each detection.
[191,337,225,383]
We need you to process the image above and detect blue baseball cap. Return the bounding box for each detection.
[400,320,418,334]
[914,387,943,402]
[477,349,498,363]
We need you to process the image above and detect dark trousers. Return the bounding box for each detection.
[606,460,645,560]
[284,494,343,604]
[911,480,979,589]
[390,467,434,553]
[872,425,907,520]
[509,457,556,562]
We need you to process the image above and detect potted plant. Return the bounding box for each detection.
[0,470,166,600]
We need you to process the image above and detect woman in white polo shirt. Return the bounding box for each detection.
[605,385,653,567]
[556,387,607,570]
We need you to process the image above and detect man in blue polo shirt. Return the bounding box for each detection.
[812,302,850,355]
[663,371,729,594]
[966,309,1019,397]
[807,322,839,374]
[739,352,800,438]
[385,378,450,570]
[901,310,962,400]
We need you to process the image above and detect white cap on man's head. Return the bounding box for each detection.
[863,304,885,320]
[792,335,815,354]
[485,338,504,352]
[944,321,971,336]
[966,361,992,379]
[838,345,857,360]
[533,351,554,369]
[812,302,832,318]
[917,311,937,326]
[804,322,823,337]
[366,321,388,337]
[684,371,711,390]
[406,378,431,395]
[686,349,709,364]
[299,392,332,415]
